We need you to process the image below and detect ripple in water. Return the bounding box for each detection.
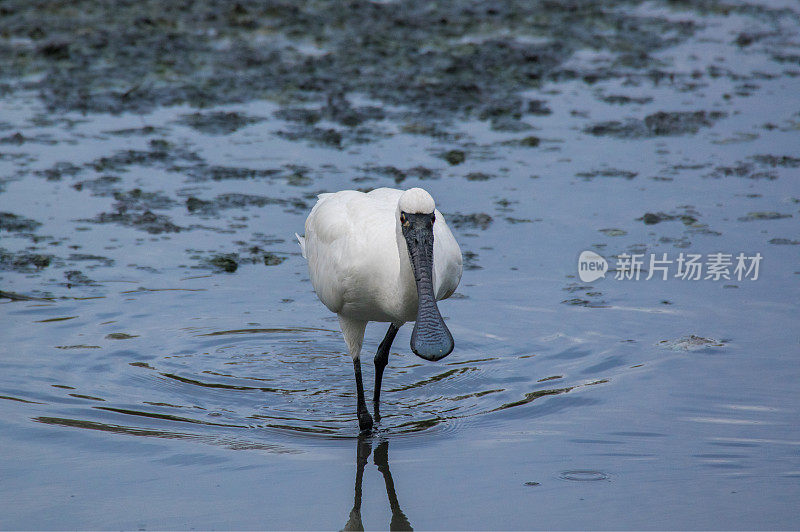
[14,327,616,442]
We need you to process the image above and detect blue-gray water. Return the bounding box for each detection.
[1,2,799,529]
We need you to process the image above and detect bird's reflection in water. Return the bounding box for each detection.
[342,435,413,531]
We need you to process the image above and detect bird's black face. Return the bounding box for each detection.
[400,211,454,361]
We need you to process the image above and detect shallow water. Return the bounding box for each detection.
[2,2,800,529]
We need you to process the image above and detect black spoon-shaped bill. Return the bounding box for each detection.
[401,212,454,361]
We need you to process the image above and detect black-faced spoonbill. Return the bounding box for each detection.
[296,188,462,431]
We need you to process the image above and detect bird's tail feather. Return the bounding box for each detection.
[295,233,306,259]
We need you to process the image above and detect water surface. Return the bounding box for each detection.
[1,1,799,529]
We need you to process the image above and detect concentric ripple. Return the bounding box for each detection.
[4,325,621,443]
[88,327,613,439]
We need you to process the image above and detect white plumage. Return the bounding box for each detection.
[298,188,461,331]
[296,187,462,431]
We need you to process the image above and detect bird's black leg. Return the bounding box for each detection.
[373,323,400,418]
[353,358,373,432]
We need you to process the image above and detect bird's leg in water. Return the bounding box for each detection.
[373,323,400,419]
[353,358,373,431]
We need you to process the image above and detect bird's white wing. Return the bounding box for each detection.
[433,210,462,301]
[303,190,402,317]
[303,192,355,313]
[296,192,335,260]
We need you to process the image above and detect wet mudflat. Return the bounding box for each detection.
[1,1,799,529]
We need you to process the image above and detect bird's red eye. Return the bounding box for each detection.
[400,213,407,224]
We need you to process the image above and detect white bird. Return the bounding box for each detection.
[296,187,462,431]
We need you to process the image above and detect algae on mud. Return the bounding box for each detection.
[0,0,736,120]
